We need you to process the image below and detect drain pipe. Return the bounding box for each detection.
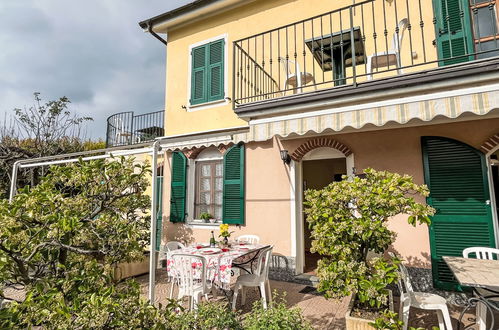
[146,20,167,46]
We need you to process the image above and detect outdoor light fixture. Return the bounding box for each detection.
[280,150,291,164]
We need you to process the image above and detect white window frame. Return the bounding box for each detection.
[186,148,224,227]
[186,34,229,112]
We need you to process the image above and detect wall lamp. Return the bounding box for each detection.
[280,150,291,164]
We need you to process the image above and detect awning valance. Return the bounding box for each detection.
[234,89,499,143]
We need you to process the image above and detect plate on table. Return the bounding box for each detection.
[198,248,221,255]
[236,245,258,251]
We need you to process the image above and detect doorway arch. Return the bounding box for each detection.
[291,138,354,274]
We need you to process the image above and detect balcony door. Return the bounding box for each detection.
[434,0,499,66]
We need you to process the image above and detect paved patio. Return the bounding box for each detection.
[137,270,486,329]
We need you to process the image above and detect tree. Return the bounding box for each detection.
[304,168,435,308]
[0,92,102,199]
[0,157,155,328]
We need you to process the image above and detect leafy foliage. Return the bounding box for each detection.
[172,301,242,330]
[0,92,102,199]
[0,157,152,328]
[304,168,434,308]
[242,293,312,330]
[370,310,436,330]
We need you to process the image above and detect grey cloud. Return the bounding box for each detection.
[0,0,192,139]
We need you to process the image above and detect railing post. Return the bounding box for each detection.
[232,42,237,109]
[349,6,357,87]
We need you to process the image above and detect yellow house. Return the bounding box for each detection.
[113,0,499,290]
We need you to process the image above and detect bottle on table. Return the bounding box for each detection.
[210,231,216,247]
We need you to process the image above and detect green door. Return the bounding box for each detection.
[422,137,496,290]
[433,0,474,66]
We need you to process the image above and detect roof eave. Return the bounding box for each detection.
[139,0,255,33]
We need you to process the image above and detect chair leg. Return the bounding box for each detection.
[401,302,410,330]
[241,286,246,305]
[232,284,240,310]
[260,283,267,309]
[266,280,272,305]
[436,310,445,330]
[439,305,453,330]
[169,279,175,299]
[366,56,373,81]
[476,302,487,330]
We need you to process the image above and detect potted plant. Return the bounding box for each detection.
[218,223,234,247]
[304,168,434,329]
[199,212,213,223]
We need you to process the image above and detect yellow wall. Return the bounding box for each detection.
[164,0,438,135]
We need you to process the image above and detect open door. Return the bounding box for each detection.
[422,137,496,290]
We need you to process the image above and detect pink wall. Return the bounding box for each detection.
[161,118,499,268]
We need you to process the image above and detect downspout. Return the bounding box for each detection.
[146,20,167,46]
[148,140,161,302]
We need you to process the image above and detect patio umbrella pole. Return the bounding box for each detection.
[148,140,160,303]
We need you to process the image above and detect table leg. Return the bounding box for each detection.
[457,292,499,330]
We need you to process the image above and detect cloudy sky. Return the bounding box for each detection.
[0,0,191,140]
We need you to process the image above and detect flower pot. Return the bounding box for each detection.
[209,218,217,223]
[345,290,394,330]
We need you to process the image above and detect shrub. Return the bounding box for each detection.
[242,293,312,330]
[172,301,242,330]
[304,168,434,308]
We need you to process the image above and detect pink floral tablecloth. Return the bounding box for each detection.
[166,243,266,289]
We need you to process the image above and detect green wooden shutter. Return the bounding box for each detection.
[207,39,224,102]
[222,144,245,225]
[191,45,208,105]
[433,0,474,66]
[155,176,163,251]
[422,137,495,290]
[170,152,187,223]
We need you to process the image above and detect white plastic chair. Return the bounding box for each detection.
[390,253,453,330]
[172,254,211,310]
[111,116,133,145]
[160,241,185,299]
[278,57,316,94]
[236,235,260,245]
[463,247,499,330]
[232,246,273,310]
[366,18,408,80]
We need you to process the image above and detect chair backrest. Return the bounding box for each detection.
[388,252,414,301]
[237,235,260,244]
[165,241,185,252]
[171,254,208,295]
[255,246,273,280]
[391,18,409,52]
[463,246,499,260]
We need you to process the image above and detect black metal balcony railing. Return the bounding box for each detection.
[232,0,499,106]
[106,111,164,147]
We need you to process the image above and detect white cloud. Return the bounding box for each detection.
[0,0,191,139]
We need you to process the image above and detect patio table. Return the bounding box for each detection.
[166,243,268,290]
[443,256,499,330]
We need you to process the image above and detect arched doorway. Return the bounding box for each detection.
[291,138,354,275]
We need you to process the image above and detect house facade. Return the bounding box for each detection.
[130,0,499,290]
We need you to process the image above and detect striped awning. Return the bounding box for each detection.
[233,89,499,142]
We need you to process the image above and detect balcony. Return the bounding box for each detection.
[232,0,499,108]
[106,111,164,147]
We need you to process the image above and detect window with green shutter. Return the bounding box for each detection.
[222,144,245,225]
[170,152,187,223]
[190,39,225,105]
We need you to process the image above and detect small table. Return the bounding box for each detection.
[443,256,499,329]
[305,27,366,86]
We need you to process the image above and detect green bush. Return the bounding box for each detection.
[242,293,312,330]
[172,301,242,330]
[304,168,434,308]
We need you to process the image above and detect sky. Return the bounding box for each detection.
[0,0,192,140]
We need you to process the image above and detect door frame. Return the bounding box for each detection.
[486,145,499,248]
[291,148,354,274]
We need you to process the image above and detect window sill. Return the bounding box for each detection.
[187,98,228,112]
[187,221,222,229]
